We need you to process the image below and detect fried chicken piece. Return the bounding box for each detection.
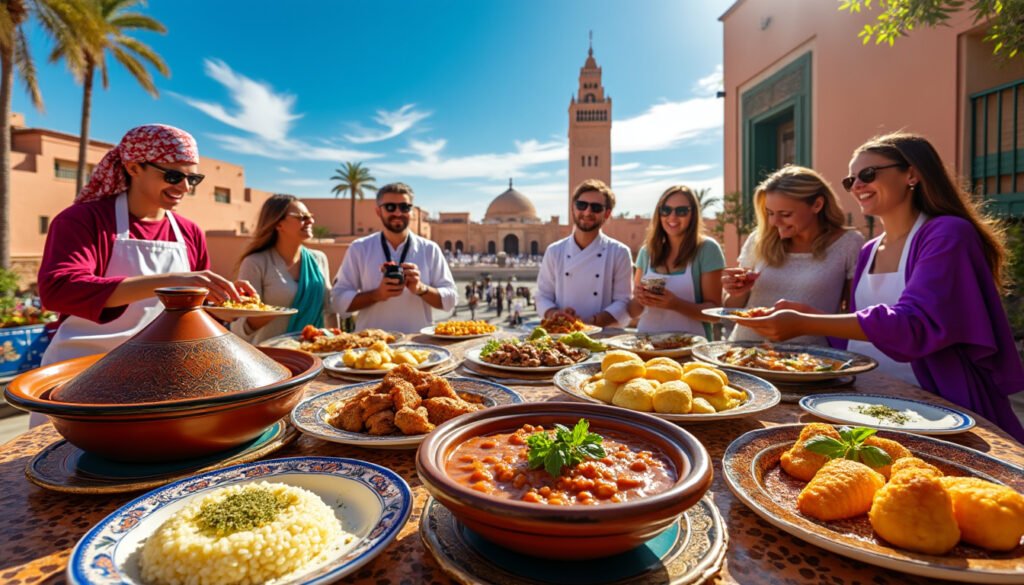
[940,476,1024,551]
[365,409,397,435]
[394,406,435,434]
[424,396,483,424]
[780,423,842,481]
[426,377,459,400]
[332,392,368,432]
[389,379,422,411]
[797,458,885,520]
[383,363,430,388]
[862,435,913,478]
[360,392,394,418]
[869,467,960,554]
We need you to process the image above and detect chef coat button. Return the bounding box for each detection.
[565,272,569,276]
[595,274,599,277]
[598,253,602,257]
[593,292,598,296]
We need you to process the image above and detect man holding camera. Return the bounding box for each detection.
[331,183,457,333]
[536,179,632,327]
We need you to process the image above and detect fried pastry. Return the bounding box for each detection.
[611,378,655,412]
[797,459,885,521]
[585,379,619,403]
[869,468,960,555]
[605,360,646,383]
[889,456,943,480]
[652,380,693,414]
[780,423,843,482]
[940,477,1024,551]
[683,361,729,384]
[601,350,643,371]
[690,396,715,414]
[682,368,725,395]
[862,435,912,478]
[644,361,683,383]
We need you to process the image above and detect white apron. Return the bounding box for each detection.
[847,214,927,386]
[637,264,704,335]
[34,193,190,425]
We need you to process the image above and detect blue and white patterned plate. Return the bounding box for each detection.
[67,456,412,585]
[291,377,523,449]
[322,343,453,375]
[799,393,977,435]
[692,341,878,383]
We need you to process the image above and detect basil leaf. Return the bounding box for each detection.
[577,442,607,461]
[804,436,846,458]
[572,419,589,445]
[858,445,893,469]
[837,426,855,444]
[545,443,571,478]
[851,426,877,443]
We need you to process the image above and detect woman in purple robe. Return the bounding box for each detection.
[738,132,1024,443]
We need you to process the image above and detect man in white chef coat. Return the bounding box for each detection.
[536,179,633,327]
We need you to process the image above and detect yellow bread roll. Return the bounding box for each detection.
[704,391,741,412]
[940,477,1024,551]
[652,380,692,414]
[602,350,643,371]
[690,396,715,414]
[605,360,646,383]
[612,378,655,412]
[683,368,725,395]
[683,361,729,385]
[646,357,681,369]
[585,379,620,403]
[645,363,683,383]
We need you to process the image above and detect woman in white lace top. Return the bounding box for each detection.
[723,166,864,345]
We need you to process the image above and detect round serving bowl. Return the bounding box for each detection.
[416,402,713,560]
[4,348,321,462]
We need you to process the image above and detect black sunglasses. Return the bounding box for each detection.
[574,200,606,213]
[379,202,413,213]
[659,205,692,217]
[142,162,205,187]
[287,212,315,222]
[841,163,907,192]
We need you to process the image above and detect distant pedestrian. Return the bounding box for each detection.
[468,290,479,320]
[495,285,504,318]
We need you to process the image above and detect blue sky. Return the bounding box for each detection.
[15,0,735,220]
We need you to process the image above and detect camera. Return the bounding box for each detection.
[383,262,405,284]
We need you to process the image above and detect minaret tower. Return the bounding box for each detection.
[568,31,612,218]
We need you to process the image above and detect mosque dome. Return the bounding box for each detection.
[484,179,539,223]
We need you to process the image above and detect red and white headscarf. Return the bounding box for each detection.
[75,124,200,204]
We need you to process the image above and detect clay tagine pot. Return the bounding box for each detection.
[52,287,291,404]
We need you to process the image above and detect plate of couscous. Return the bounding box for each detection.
[67,457,412,585]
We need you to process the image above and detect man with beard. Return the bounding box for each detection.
[331,183,457,333]
[536,179,632,326]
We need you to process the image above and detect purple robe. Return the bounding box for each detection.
[852,216,1024,444]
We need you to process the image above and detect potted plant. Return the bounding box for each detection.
[0,269,56,377]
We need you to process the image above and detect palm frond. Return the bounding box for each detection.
[109,44,155,95]
[108,13,164,33]
[116,35,167,76]
[13,27,41,109]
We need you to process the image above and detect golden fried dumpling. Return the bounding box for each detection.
[889,456,943,480]
[703,387,747,412]
[779,423,842,482]
[652,380,692,414]
[869,469,960,555]
[644,358,683,383]
[682,368,725,395]
[585,379,619,403]
[612,378,655,412]
[797,459,885,521]
[861,436,913,478]
[690,396,715,414]
[605,360,646,383]
[940,477,1024,551]
[683,361,729,385]
[342,349,358,367]
[602,350,643,371]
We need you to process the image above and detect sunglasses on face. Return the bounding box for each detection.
[841,163,907,192]
[287,212,315,222]
[142,162,205,187]
[659,205,692,217]
[379,202,413,213]
[574,200,606,213]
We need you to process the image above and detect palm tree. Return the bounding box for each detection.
[0,0,84,269]
[695,187,722,216]
[330,162,376,236]
[50,0,169,195]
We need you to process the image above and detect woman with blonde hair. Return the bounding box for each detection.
[628,185,725,336]
[231,194,331,343]
[723,165,864,344]
[739,133,1024,442]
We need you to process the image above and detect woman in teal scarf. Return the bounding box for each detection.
[230,195,331,344]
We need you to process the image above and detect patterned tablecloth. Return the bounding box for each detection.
[1,334,1022,585]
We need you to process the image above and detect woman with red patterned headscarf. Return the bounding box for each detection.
[37,124,254,372]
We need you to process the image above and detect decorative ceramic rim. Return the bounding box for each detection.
[521,319,602,337]
[67,456,413,585]
[722,425,1024,583]
[691,341,878,382]
[602,332,708,358]
[553,363,781,422]
[418,325,496,339]
[259,330,407,356]
[203,305,298,319]
[291,377,524,449]
[321,343,453,375]
[464,345,591,373]
[798,393,977,435]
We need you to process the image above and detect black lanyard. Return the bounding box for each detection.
[380,232,411,265]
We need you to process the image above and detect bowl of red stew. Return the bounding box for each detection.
[416,402,713,559]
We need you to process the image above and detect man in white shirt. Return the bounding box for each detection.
[331,183,457,333]
[536,179,633,326]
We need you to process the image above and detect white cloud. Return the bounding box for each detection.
[612,97,723,153]
[205,133,379,162]
[278,166,295,174]
[613,175,725,217]
[612,162,641,172]
[693,64,723,97]
[374,138,567,181]
[278,178,324,187]
[628,163,716,179]
[344,104,431,144]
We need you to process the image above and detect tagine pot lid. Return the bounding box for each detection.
[52,287,292,404]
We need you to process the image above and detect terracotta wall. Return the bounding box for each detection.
[205,232,350,283]
[300,198,430,240]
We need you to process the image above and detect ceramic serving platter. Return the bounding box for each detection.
[723,425,1024,583]
[465,345,591,373]
[27,420,298,494]
[692,341,878,383]
[260,330,406,356]
[321,343,453,375]
[602,332,707,359]
[67,457,412,585]
[291,377,523,449]
[420,495,727,585]
[798,393,976,435]
[553,362,780,422]
[203,305,298,320]
[419,324,497,339]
